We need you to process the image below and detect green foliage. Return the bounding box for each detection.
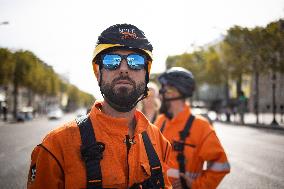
[262,19,284,72]
[13,50,34,87]
[223,26,252,79]
[0,48,14,85]
[203,47,228,84]
[0,47,95,108]
[166,51,208,86]
[165,18,284,90]
[67,84,95,109]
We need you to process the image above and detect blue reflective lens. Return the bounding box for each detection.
[102,54,121,70]
[101,54,146,70]
[127,54,145,70]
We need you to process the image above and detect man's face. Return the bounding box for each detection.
[159,85,181,118]
[99,49,147,108]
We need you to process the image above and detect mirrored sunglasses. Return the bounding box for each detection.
[159,87,178,94]
[101,53,146,70]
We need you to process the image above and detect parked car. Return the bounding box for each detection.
[191,107,216,125]
[47,108,63,119]
[16,107,33,122]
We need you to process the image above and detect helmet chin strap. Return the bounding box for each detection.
[163,96,186,102]
[102,89,148,112]
[159,95,186,119]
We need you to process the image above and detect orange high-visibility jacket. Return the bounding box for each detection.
[154,105,230,189]
[27,102,172,189]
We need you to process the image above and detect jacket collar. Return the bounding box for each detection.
[89,101,149,136]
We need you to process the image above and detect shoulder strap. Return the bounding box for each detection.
[76,115,105,189]
[179,115,195,141]
[141,131,165,188]
[160,120,167,133]
[177,114,195,189]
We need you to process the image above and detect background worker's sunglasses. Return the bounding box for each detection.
[101,53,146,70]
[159,87,178,94]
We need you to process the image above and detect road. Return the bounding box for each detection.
[216,122,284,189]
[0,113,77,189]
[0,117,284,188]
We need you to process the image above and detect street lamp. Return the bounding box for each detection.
[271,71,279,126]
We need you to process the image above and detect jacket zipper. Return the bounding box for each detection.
[125,135,131,188]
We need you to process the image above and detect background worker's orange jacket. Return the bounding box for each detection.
[155,104,230,189]
[27,102,172,189]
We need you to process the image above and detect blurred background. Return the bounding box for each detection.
[0,0,284,188]
[0,0,284,125]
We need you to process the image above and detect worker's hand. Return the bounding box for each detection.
[172,178,183,189]
[171,174,193,189]
[179,173,193,188]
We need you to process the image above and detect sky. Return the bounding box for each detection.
[0,0,284,100]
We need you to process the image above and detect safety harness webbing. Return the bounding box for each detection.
[76,115,104,189]
[76,115,165,189]
[179,115,195,141]
[141,131,165,188]
[160,114,195,189]
[177,115,195,189]
[160,120,167,133]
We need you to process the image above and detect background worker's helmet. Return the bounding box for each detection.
[92,23,153,82]
[158,67,195,98]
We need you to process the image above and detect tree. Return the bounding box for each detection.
[242,27,266,123]
[12,50,35,118]
[0,48,14,86]
[166,51,207,84]
[223,26,252,96]
[262,19,284,73]
[203,47,228,85]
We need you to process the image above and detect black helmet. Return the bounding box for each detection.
[97,24,153,52]
[158,67,195,97]
[93,24,153,63]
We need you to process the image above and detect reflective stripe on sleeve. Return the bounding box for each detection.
[206,161,231,172]
[167,168,201,179]
[167,168,179,178]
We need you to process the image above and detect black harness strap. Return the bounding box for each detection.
[128,132,165,189]
[76,115,164,189]
[141,131,165,188]
[160,120,167,133]
[179,115,195,141]
[176,115,195,189]
[76,115,105,189]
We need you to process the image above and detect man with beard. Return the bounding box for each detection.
[27,24,172,189]
[155,67,230,189]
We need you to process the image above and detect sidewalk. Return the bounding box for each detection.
[0,114,46,127]
[0,113,13,127]
[216,112,284,131]
[216,120,284,131]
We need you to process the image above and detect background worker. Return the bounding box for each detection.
[155,67,230,189]
[140,81,161,123]
[27,23,172,189]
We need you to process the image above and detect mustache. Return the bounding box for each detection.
[112,76,135,86]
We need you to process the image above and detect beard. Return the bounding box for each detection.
[101,75,146,109]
